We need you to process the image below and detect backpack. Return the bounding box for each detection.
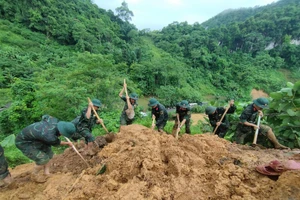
[125,108,135,119]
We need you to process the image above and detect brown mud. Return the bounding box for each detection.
[1,124,300,200]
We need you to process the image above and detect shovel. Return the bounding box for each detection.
[252,115,261,145]
[175,118,180,140]
[151,117,155,130]
[212,104,231,135]
[87,97,109,133]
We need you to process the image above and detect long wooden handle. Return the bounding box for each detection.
[151,117,155,130]
[88,98,109,133]
[212,105,231,135]
[123,79,132,110]
[175,119,180,140]
[65,137,90,168]
[252,115,261,145]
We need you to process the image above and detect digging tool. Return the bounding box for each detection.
[87,97,109,133]
[151,117,155,130]
[64,137,90,168]
[124,79,135,119]
[175,118,180,140]
[252,115,261,145]
[212,104,231,135]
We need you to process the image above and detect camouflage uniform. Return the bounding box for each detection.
[235,103,270,144]
[120,96,137,125]
[152,103,169,131]
[208,105,236,138]
[173,102,192,134]
[15,115,62,165]
[0,145,9,180]
[72,108,97,143]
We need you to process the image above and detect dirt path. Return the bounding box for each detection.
[191,113,206,125]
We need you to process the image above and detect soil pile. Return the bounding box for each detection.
[1,124,300,200]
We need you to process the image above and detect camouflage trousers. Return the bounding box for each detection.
[15,138,53,165]
[235,123,271,144]
[0,145,9,180]
[173,119,191,134]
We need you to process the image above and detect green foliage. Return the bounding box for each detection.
[266,81,300,148]
[191,105,205,113]
[0,0,299,168]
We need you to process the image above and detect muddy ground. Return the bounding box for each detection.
[1,124,300,200]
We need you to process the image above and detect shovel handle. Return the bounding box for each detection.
[88,97,109,133]
[252,115,261,145]
[212,104,231,135]
[151,117,155,130]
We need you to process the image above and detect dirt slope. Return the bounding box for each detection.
[1,124,300,200]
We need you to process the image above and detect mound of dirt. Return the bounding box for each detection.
[1,124,300,200]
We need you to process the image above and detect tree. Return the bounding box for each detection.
[115,1,134,22]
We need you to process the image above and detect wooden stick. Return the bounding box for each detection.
[151,117,155,130]
[87,97,109,133]
[175,118,180,140]
[64,137,90,168]
[212,105,231,135]
[68,170,85,193]
[252,115,261,145]
[123,79,134,118]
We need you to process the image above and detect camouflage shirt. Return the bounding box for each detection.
[77,108,98,131]
[239,103,258,123]
[175,103,191,120]
[16,115,61,146]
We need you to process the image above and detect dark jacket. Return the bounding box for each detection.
[152,103,168,126]
[175,103,191,121]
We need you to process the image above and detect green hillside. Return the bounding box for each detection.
[0,0,299,137]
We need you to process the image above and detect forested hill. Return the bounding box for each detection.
[201,0,299,29]
[0,0,299,135]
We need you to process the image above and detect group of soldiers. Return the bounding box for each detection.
[0,81,288,187]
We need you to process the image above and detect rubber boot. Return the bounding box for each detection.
[267,132,289,149]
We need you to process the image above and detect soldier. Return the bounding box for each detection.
[205,99,236,138]
[148,98,169,132]
[173,100,191,135]
[235,97,288,149]
[72,99,103,152]
[0,145,13,187]
[119,81,138,126]
[15,115,76,181]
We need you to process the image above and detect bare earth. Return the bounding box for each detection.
[191,113,206,125]
[250,89,269,99]
[1,124,300,200]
